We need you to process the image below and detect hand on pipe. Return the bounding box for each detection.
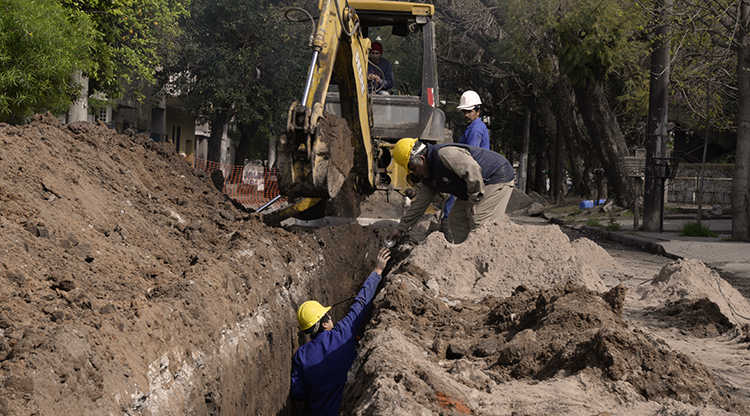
[374,247,391,274]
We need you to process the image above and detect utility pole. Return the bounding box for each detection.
[643,0,672,232]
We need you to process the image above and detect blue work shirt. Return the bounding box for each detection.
[444,121,490,218]
[459,117,490,149]
[289,271,382,416]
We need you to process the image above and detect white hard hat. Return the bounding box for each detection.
[457,90,481,110]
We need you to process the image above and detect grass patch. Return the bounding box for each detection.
[678,221,718,237]
[586,218,603,227]
[604,223,622,231]
[664,205,684,215]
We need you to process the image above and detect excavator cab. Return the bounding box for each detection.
[273,0,444,223]
[325,0,445,198]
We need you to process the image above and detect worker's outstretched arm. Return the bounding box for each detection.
[373,247,390,275]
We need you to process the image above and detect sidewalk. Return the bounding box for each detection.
[550,209,750,282]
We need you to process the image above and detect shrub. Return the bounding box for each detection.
[679,221,718,237]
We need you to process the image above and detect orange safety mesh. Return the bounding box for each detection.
[188,156,287,211]
[435,391,472,414]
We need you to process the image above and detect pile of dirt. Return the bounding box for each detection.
[1,114,749,416]
[0,114,383,415]
[342,221,750,415]
[404,220,615,299]
[637,259,750,327]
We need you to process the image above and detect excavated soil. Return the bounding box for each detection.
[1,114,750,416]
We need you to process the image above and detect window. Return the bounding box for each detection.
[96,107,108,123]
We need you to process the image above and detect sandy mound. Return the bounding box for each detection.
[341,221,748,415]
[344,279,741,415]
[404,220,616,299]
[637,259,750,326]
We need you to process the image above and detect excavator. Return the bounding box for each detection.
[266,0,445,223]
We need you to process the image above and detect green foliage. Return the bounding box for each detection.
[0,0,96,124]
[555,0,646,87]
[679,221,718,237]
[667,2,738,135]
[586,217,603,227]
[162,0,309,137]
[88,96,118,114]
[586,215,621,230]
[604,222,622,231]
[61,0,188,99]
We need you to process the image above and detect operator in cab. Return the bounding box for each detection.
[367,41,394,95]
[388,138,515,244]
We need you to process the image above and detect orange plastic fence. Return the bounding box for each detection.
[189,156,287,211]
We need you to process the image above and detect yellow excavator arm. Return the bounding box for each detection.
[271,0,443,223]
[276,0,375,200]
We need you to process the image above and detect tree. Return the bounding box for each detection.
[433,0,649,204]
[665,0,750,240]
[61,0,188,99]
[161,0,309,164]
[734,1,750,240]
[0,0,96,124]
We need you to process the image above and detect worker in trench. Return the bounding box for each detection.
[290,247,391,416]
[388,138,515,244]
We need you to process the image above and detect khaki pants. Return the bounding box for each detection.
[448,181,514,244]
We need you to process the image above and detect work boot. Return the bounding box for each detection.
[440,218,453,243]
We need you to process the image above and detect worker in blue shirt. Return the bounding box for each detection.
[442,90,490,242]
[290,247,391,416]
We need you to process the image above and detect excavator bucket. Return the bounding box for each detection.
[276,108,354,199]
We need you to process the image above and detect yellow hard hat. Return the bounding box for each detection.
[393,138,418,169]
[297,300,331,331]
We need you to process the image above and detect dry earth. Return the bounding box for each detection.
[1,114,749,415]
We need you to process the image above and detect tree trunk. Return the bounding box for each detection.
[207,111,228,164]
[235,121,260,166]
[733,1,750,241]
[517,107,531,193]
[573,81,633,206]
[554,115,565,203]
[537,98,557,196]
[556,77,594,198]
[533,126,548,195]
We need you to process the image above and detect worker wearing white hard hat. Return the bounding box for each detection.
[389,137,515,244]
[290,248,391,416]
[442,90,491,241]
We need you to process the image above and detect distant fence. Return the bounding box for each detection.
[669,177,732,206]
[188,156,286,211]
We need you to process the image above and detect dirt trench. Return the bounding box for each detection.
[0,114,388,415]
[1,115,749,416]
